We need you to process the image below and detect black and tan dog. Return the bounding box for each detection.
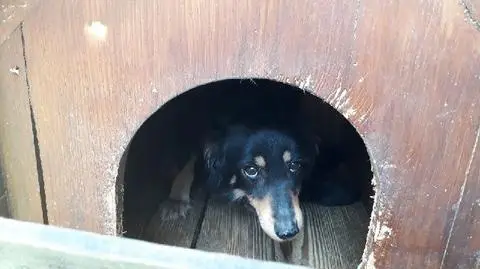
[153,80,362,264]
[157,124,317,263]
[159,123,317,242]
[203,125,318,241]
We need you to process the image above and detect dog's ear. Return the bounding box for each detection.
[203,139,226,192]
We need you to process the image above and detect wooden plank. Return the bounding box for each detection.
[0,193,8,217]
[196,200,275,261]
[21,0,357,235]
[350,0,480,268]
[0,217,309,269]
[0,27,43,223]
[143,187,207,248]
[196,200,370,267]
[0,0,39,45]
[295,203,369,268]
[441,129,480,269]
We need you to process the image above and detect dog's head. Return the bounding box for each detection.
[204,126,317,242]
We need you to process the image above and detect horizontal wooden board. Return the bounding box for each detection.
[0,217,308,269]
[195,200,370,268]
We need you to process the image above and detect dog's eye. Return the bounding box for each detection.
[243,166,259,178]
[288,162,302,173]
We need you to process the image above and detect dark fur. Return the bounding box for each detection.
[185,79,362,240]
[299,143,363,205]
[202,125,317,200]
[196,123,317,240]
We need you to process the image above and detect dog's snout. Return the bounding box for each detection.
[275,221,299,240]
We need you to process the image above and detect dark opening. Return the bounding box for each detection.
[120,78,373,268]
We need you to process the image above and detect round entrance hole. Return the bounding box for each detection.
[120,78,373,268]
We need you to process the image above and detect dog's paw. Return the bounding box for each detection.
[156,199,192,221]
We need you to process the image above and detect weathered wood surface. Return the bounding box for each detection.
[442,130,479,269]
[196,200,275,261]
[21,0,357,235]
[0,0,39,45]
[0,217,309,269]
[350,1,480,268]
[147,198,370,268]
[19,0,480,268]
[302,203,369,268]
[0,27,43,223]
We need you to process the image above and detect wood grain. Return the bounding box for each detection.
[350,1,480,268]
[21,0,357,235]
[196,200,275,261]
[18,0,480,268]
[0,27,43,223]
[195,200,370,268]
[301,203,369,268]
[441,128,480,269]
[0,0,39,46]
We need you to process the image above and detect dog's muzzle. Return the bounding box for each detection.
[247,187,304,242]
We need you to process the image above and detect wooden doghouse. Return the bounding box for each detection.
[0,0,479,268]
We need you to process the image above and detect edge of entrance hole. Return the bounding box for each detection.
[111,77,382,267]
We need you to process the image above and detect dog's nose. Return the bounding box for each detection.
[275,223,300,240]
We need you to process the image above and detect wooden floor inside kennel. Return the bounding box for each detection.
[143,188,370,269]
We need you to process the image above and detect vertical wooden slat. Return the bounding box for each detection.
[351,0,480,268]
[0,27,43,223]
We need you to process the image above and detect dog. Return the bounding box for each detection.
[204,124,318,241]
[158,123,318,242]
[152,79,363,263]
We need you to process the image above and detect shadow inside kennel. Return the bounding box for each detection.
[120,79,373,268]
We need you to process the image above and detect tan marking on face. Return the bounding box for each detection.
[254,155,266,167]
[247,195,281,241]
[229,175,237,185]
[291,192,304,230]
[231,189,246,201]
[283,150,292,162]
